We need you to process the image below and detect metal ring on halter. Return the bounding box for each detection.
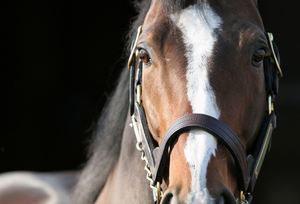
[136,142,143,152]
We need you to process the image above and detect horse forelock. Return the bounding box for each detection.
[126,0,210,56]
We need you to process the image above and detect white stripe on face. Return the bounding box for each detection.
[171,4,222,204]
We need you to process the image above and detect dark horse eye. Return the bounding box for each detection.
[139,49,151,64]
[252,49,265,66]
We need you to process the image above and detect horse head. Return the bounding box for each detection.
[128,0,281,203]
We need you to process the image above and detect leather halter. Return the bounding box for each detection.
[128,25,281,203]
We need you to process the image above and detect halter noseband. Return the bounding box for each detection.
[128,25,282,204]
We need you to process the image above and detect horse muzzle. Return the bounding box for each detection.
[160,188,238,204]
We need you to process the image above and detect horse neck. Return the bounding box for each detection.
[70,67,131,204]
[95,113,153,204]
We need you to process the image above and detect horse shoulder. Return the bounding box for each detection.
[0,171,80,204]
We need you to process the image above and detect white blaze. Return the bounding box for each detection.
[171,4,222,204]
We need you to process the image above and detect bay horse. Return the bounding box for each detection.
[0,0,282,203]
[71,0,282,204]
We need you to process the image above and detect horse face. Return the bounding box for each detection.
[138,0,267,203]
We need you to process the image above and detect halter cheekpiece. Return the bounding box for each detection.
[127,22,282,204]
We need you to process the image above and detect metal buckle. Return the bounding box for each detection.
[237,191,249,204]
[268,95,273,115]
[128,26,142,69]
[131,115,142,144]
[156,182,162,204]
[137,84,142,105]
[267,32,283,77]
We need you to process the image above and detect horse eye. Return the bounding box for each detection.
[252,49,265,66]
[139,49,151,64]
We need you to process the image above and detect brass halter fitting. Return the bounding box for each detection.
[156,182,162,204]
[267,32,283,77]
[238,191,249,204]
[268,95,273,115]
[137,84,142,105]
[128,26,142,70]
[135,49,142,105]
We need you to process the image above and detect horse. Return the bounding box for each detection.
[0,0,281,203]
[70,0,282,204]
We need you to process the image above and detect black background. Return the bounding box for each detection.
[1,1,299,203]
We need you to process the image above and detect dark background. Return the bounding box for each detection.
[1,1,299,203]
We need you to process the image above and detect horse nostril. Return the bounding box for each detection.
[217,191,237,204]
[217,196,225,204]
[160,190,173,204]
[161,189,181,204]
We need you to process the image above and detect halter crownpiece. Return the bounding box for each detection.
[128,25,282,204]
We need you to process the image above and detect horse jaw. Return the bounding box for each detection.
[171,4,222,204]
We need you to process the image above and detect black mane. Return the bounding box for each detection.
[125,0,151,55]
[70,67,129,204]
[70,1,151,203]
